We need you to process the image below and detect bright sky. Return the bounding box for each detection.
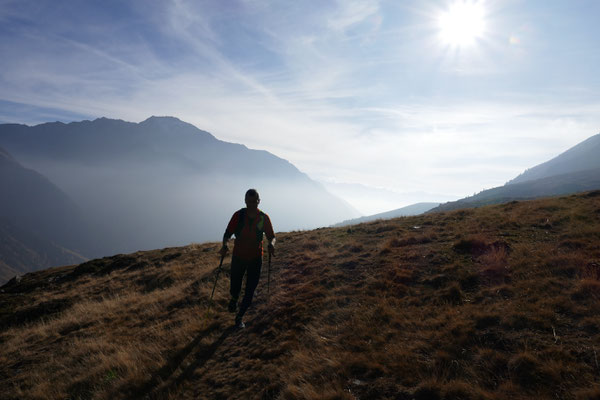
[1,0,599,214]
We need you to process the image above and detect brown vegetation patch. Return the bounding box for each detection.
[453,237,511,257]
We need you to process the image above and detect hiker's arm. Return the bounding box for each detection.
[220,212,238,256]
[222,232,232,247]
[219,232,231,257]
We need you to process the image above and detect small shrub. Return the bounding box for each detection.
[474,349,508,389]
[379,247,392,255]
[413,381,442,400]
[582,263,600,280]
[546,254,586,278]
[375,224,395,234]
[388,268,412,285]
[302,241,319,251]
[475,313,501,330]
[346,357,386,380]
[502,312,552,331]
[508,352,557,389]
[458,271,479,291]
[387,238,402,248]
[559,239,586,250]
[138,274,175,293]
[442,283,464,305]
[453,236,488,256]
[574,280,600,300]
[478,246,510,285]
[581,317,600,334]
[422,274,449,289]
[349,245,363,253]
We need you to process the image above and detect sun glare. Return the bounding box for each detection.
[438,1,486,47]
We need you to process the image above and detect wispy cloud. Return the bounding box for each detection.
[1,0,599,212]
[327,0,381,33]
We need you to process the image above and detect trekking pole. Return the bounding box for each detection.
[205,254,225,320]
[267,251,271,300]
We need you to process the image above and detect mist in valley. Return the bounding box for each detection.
[0,117,360,260]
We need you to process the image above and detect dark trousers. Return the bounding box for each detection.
[230,256,262,317]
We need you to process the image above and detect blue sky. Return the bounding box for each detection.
[1,0,599,214]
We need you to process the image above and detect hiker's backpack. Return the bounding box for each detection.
[234,208,266,243]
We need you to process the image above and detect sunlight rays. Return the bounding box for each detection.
[437,0,486,48]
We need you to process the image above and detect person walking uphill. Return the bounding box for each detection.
[219,189,275,328]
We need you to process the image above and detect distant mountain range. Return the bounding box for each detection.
[332,202,440,227]
[0,117,359,282]
[428,133,600,213]
[3,117,598,282]
[320,181,457,216]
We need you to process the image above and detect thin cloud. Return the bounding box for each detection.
[327,0,381,33]
[1,0,599,213]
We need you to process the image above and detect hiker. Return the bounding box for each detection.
[219,189,275,328]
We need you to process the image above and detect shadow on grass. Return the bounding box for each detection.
[131,324,236,399]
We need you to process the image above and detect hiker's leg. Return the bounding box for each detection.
[238,257,262,317]
[229,256,246,301]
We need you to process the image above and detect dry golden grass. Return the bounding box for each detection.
[1,190,600,399]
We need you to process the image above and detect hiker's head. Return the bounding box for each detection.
[245,189,260,209]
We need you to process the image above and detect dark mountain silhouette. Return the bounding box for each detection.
[333,202,440,227]
[428,133,600,213]
[0,117,360,256]
[0,217,86,283]
[428,168,600,213]
[507,133,600,185]
[0,147,89,282]
[0,146,96,251]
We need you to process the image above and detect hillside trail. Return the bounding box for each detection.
[139,254,294,400]
[163,228,399,399]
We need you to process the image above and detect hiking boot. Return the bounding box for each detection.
[235,315,245,329]
[228,298,238,313]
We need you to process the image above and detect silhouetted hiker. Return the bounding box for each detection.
[219,189,275,328]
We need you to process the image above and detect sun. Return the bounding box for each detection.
[438,1,486,47]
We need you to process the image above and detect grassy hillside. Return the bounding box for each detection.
[429,167,600,214]
[1,191,600,399]
[333,202,440,227]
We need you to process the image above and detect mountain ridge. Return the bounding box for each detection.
[0,116,360,260]
[0,217,86,283]
[507,132,600,185]
[428,132,600,213]
[428,167,600,213]
[0,147,93,277]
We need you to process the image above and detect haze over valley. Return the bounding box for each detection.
[0,116,359,276]
[1,116,599,283]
